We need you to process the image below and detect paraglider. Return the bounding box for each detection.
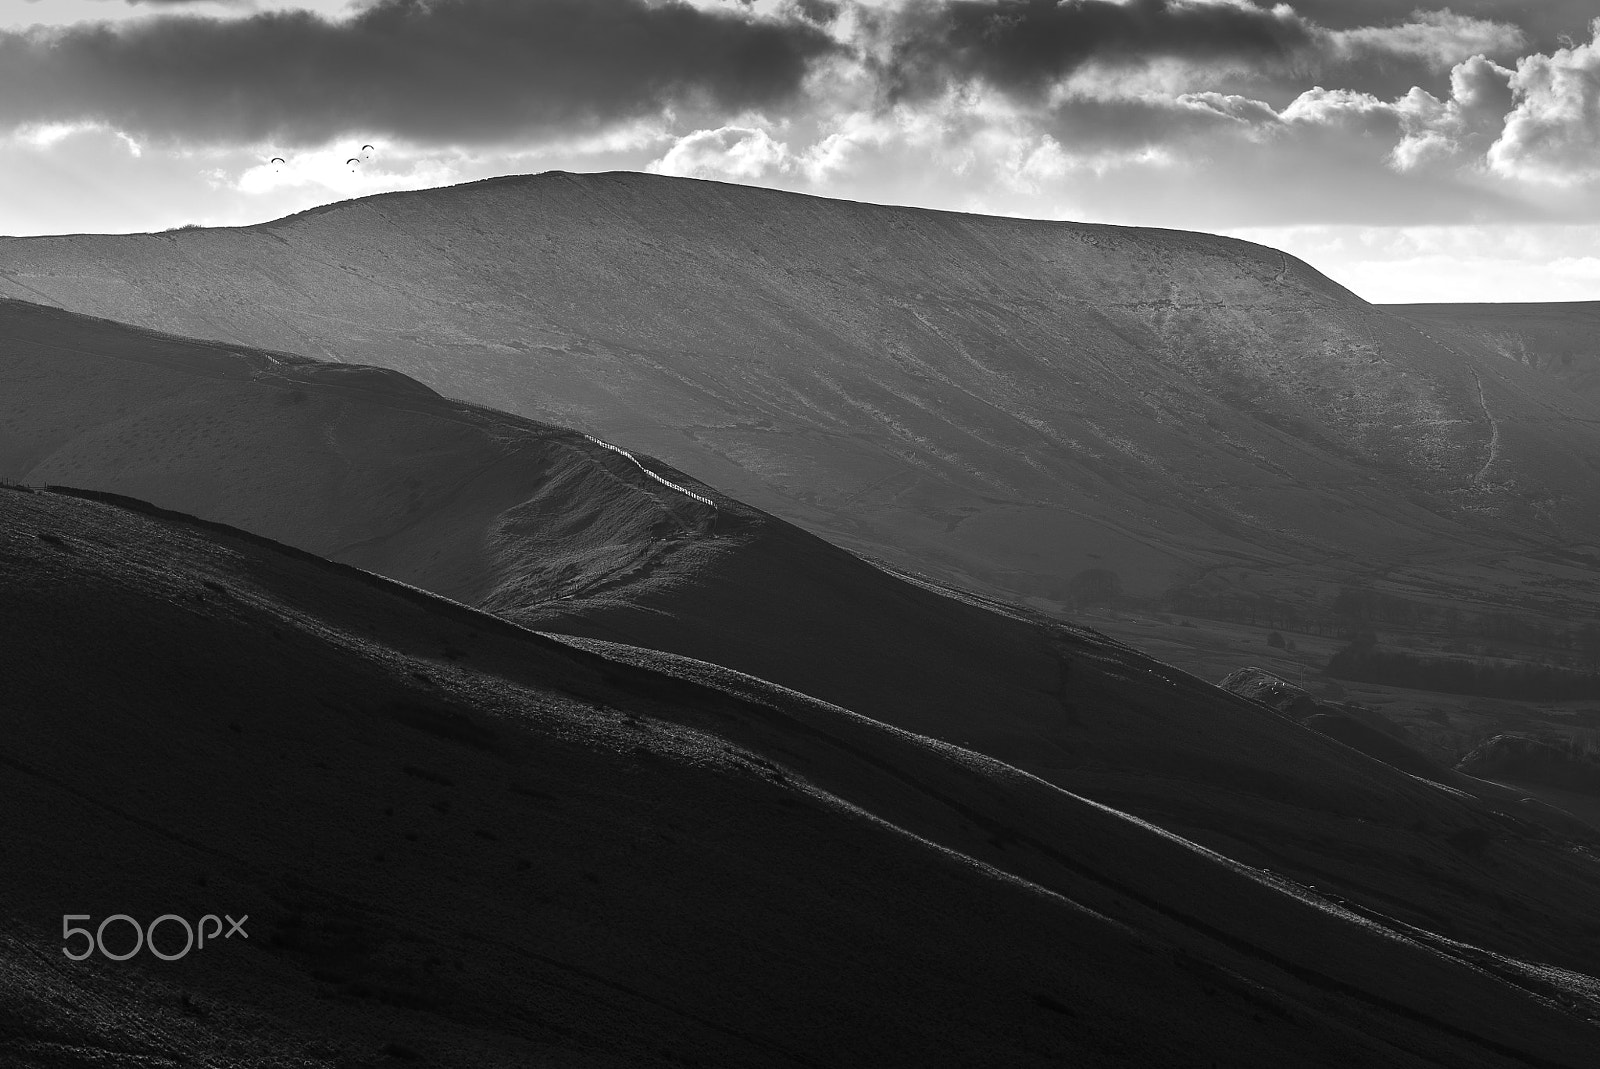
[269,157,286,167]
[346,157,361,169]
[360,144,375,157]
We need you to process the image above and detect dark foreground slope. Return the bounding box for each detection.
[1390,301,1600,402]
[5,172,1600,638]
[6,298,1600,982]
[3,485,1600,1068]
[1459,734,1600,796]
[1219,667,1444,781]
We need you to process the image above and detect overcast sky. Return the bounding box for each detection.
[4,0,1598,302]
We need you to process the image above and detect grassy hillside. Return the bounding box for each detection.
[5,299,1600,983]
[0,296,718,612]
[1390,301,1600,401]
[3,485,1599,1067]
[5,173,1599,660]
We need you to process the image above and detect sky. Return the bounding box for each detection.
[3,0,1598,303]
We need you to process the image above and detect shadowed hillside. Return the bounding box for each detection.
[6,298,1600,983]
[0,297,720,613]
[3,485,1600,1067]
[1459,734,1600,796]
[5,172,1600,649]
[1219,667,1444,781]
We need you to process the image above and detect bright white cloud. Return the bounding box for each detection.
[11,120,102,149]
[6,119,144,161]
[648,126,798,182]
[1177,92,1279,125]
[800,111,899,182]
[1278,86,1396,132]
[0,0,353,31]
[1378,22,1600,186]
[235,147,460,198]
[1223,222,1600,302]
[1329,11,1525,70]
[1390,55,1514,171]
[1487,20,1600,184]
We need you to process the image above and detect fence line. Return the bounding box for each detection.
[581,435,716,510]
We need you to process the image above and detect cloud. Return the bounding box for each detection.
[51,1,249,5]
[7,119,143,157]
[1378,21,1600,186]
[857,3,1524,124]
[783,0,843,24]
[1177,91,1278,125]
[648,125,798,182]
[1329,11,1524,71]
[1487,20,1600,184]
[870,0,1318,103]
[1281,1,1595,49]
[1222,221,1600,301]
[1389,54,1513,171]
[0,0,839,147]
[235,148,467,200]
[1278,86,1396,132]
[7,0,1600,249]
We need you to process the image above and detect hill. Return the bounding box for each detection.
[1458,734,1600,796]
[1389,301,1600,402]
[0,296,720,613]
[4,484,1600,1067]
[6,172,1600,665]
[1218,667,1444,781]
[5,298,1600,982]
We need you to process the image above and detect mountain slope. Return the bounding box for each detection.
[4,484,1600,1067]
[5,298,1600,982]
[0,296,719,612]
[6,172,1599,638]
[1389,301,1600,402]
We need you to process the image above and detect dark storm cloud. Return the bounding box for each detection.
[0,0,839,146]
[873,0,1318,102]
[1274,8,1526,104]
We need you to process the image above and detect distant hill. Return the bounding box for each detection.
[4,484,1600,1067]
[0,296,720,615]
[1459,733,1600,796]
[1388,301,1600,401]
[6,298,1600,981]
[1218,667,1443,781]
[6,172,1600,648]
